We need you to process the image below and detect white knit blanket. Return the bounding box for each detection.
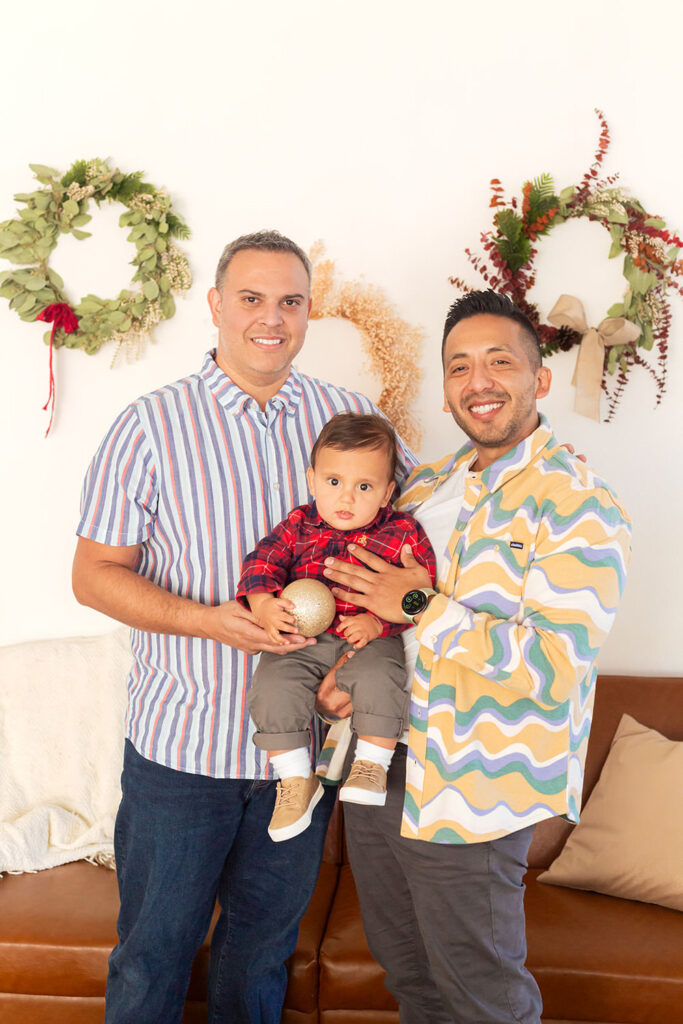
[0,627,131,874]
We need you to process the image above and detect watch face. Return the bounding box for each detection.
[402,589,427,616]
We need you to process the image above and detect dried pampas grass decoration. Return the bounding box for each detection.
[309,242,423,449]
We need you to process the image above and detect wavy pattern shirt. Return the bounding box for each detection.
[394,415,631,844]
[77,351,416,779]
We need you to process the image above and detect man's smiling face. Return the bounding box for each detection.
[207,248,311,401]
[442,313,551,470]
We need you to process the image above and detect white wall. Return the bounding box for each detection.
[1,0,681,674]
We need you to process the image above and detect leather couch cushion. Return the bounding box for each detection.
[0,861,214,1004]
[285,860,340,1012]
[319,864,397,1012]
[0,995,106,1024]
[525,869,683,1022]
[0,854,340,1011]
[0,862,117,997]
[0,995,209,1024]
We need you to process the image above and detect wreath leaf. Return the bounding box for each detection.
[495,209,523,242]
[531,173,555,199]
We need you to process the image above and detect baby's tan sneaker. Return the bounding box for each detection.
[339,760,387,806]
[268,775,324,842]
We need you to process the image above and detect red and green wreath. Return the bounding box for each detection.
[450,111,683,421]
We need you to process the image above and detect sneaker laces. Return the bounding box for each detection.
[349,760,384,783]
[274,777,306,808]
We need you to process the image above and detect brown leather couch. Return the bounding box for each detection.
[1,674,681,1023]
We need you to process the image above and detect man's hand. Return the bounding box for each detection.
[338,612,382,649]
[561,443,587,463]
[315,651,354,720]
[72,538,314,656]
[207,600,314,655]
[323,544,432,623]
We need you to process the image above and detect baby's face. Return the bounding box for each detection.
[306,445,395,532]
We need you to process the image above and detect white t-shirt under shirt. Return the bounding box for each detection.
[399,459,475,743]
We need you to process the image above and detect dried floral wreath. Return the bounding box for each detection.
[450,111,683,420]
[309,242,423,448]
[0,159,191,433]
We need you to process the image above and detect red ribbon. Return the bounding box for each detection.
[36,303,79,437]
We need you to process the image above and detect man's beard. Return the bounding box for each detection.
[447,386,536,448]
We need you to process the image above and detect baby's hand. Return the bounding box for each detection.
[251,594,298,645]
[338,613,383,650]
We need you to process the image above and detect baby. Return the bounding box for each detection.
[237,412,436,841]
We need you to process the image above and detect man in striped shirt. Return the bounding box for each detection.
[72,230,415,1024]
[322,290,631,1024]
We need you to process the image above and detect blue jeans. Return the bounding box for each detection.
[105,740,336,1024]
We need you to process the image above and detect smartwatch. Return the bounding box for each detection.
[401,587,437,624]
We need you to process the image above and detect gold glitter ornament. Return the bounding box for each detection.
[281,579,336,637]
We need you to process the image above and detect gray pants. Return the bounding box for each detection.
[248,632,408,750]
[344,744,543,1024]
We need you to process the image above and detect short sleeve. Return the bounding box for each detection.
[77,404,158,546]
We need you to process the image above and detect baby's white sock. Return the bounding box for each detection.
[354,739,394,772]
[270,747,312,780]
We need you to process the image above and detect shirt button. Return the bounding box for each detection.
[273,482,281,491]
[431,635,438,644]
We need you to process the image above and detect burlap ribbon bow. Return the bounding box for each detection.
[547,294,641,421]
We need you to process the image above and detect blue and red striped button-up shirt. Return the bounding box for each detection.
[77,351,417,779]
[237,502,436,637]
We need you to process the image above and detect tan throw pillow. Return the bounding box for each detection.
[538,713,683,911]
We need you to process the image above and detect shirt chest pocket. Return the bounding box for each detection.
[455,522,533,618]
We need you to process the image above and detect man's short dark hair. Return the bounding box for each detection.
[441,289,542,371]
[311,413,397,481]
[214,230,312,290]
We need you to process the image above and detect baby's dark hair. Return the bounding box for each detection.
[311,413,398,481]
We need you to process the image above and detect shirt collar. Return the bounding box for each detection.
[199,350,304,418]
[454,413,556,493]
[404,413,556,498]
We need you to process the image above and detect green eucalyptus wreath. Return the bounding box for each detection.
[0,158,191,356]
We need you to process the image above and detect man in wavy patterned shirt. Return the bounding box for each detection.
[72,230,415,1024]
[322,289,632,1024]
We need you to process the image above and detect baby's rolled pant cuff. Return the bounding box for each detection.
[252,728,311,751]
[351,710,405,739]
